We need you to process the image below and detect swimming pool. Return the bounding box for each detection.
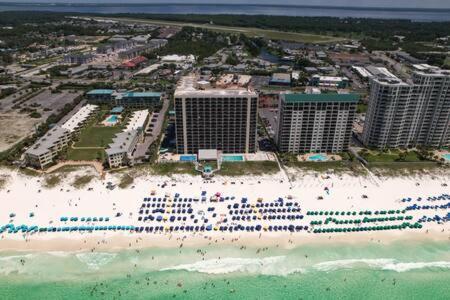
[443,154,450,161]
[308,154,328,162]
[180,155,197,162]
[222,155,244,162]
[103,115,119,126]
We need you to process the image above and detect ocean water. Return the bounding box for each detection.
[0,4,449,21]
[0,240,449,299]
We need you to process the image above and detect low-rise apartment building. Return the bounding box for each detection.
[86,89,162,109]
[105,109,149,168]
[24,105,98,169]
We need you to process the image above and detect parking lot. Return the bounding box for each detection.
[0,89,82,152]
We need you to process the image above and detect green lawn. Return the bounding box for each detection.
[74,126,123,148]
[359,150,423,163]
[357,103,368,113]
[66,148,106,161]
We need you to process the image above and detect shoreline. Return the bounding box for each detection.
[0,226,448,253]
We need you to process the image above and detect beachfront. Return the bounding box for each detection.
[0,166,449,252]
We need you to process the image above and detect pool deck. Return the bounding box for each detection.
[101,115,121,127]
[435,150,450,163]
[298,153,342,162]
[159,151,277,163]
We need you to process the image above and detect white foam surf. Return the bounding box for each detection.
[160,256,304,276]
[382,261,450,272]
[314,258,450,272]
[75,252,117,270]
[314,258,396,272]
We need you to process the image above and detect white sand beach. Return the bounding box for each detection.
[0,166,449,252]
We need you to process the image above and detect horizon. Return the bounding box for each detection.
[0,0,450,10]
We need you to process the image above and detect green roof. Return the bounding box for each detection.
[284,93,359,103]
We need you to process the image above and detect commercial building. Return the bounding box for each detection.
[174,75,258,154]
[310,75,349,89]
[362,65,450,149]
[276,93,358,153]
[25,105,98,169]
[394,51,426,65]
[269,73,291,86]
[105,110,149,168]
[63,53,94,65]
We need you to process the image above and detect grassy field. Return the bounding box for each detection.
[67,110,124,161]
[66,148,106,161]
[94,17,346,44]
[219,161,280,176]
[359,150,423,163]
[73,126,122,148]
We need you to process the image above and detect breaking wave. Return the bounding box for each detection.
[161,256,450,275]
[75,252,117,270]
[160,256,304,276]
[314,258,450,273]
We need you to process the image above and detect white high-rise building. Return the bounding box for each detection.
[362,65,450,149]
[276,93,358,153]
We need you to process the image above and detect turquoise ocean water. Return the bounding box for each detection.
[0,240,449,299]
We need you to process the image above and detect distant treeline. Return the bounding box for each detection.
[1,11,449,43]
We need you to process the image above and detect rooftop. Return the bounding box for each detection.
[283,93,359,103]
[125,109,149,132]
[111,106,124,114]
[25,126,70,156]
[175,75,257,98]
[312,75,349,82]
[120,92,162,98]
[87,89,114,95]
[106,130,139,156]
[412,64,450,77]
[271,73,291,82]
[62,104,98,132]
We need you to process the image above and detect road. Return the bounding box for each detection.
[134,97,170,159]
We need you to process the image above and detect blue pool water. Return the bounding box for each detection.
[222,155,244,162]
[180,155,197,162]
[308,154,328,162]
[443,154,450,161]
[105,115,119,125]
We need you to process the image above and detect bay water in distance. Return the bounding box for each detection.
[0,3,449,21]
